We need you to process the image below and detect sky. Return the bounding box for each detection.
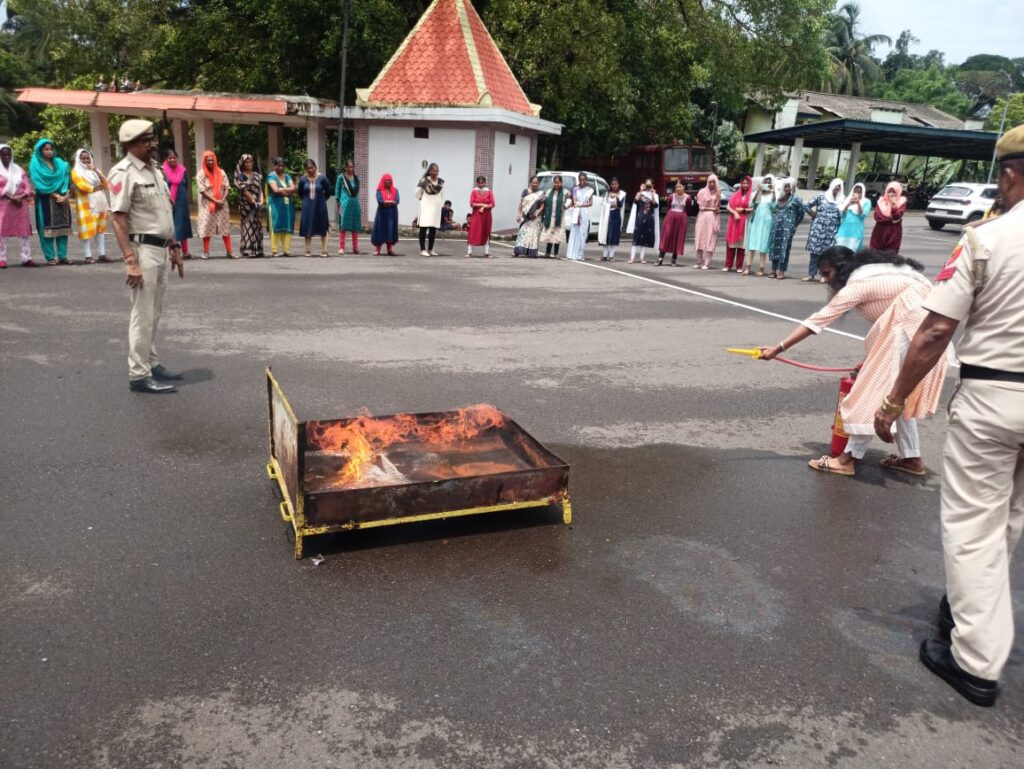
[851,0,1020,65]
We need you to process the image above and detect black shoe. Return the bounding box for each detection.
[129,377,177,394]
[938,594,955,639]
[150,364,183,381]
[919,638,998,707]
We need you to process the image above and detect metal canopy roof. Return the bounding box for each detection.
[745,118,998,161]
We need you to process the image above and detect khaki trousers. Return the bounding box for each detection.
[127,243,169,380]
[942,378,1024,680]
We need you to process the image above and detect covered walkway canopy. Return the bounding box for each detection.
[16,87,340,175]
[744,118,999,189]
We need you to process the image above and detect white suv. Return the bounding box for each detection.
[536,171,609,237]
[926,183,998,230]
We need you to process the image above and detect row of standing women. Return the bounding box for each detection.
[722,175,906,280]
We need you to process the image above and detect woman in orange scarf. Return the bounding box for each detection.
[196,150,234,259]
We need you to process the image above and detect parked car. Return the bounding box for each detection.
[925,183,998,230]
[536,171,609,237]
[717,180,734,212]
[858,172,909,203]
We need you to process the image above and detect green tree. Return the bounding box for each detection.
[985,94,1024,133]
[822,2,891,95]
[959,53,1024,89]
[873,65,972,119]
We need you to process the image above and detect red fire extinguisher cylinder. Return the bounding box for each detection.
[831,373,857,457]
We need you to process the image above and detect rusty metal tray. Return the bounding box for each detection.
[265,369,571,558]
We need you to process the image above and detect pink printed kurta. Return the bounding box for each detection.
[0,170,33,237]
[694,187,721,251]
[802,266,948,435]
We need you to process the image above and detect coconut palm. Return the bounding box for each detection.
[823,2,891,96]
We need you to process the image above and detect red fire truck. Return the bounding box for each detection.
[580,142,715,196]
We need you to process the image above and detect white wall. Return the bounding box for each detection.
[491,131,532,230]
[366,125,476,227]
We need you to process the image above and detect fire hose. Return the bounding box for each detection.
[727,348,862,456]
[726,347,859,373]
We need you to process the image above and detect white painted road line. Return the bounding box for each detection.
[566,258,865,341]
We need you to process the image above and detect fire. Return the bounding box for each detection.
[307,404,507,487]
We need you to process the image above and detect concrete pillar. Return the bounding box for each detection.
[267,125,284,166]
[306,120,327,175]
[846,141,862,189]
[752,142,766,178]
[171,120,190,162]
[806,147,821,191]
[89,112,112,172]
[194,118,215,176]
[788,137,804,182]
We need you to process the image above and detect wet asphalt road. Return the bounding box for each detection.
[1,213,1021,768]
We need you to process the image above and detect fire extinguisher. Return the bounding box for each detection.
[831,366,860,457]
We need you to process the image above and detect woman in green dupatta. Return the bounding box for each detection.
[29,138,72,264]
[335,160,361,255]
[539,175,572,258]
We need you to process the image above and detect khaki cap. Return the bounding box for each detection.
[118,119,155,144]
[995,123,1024,162]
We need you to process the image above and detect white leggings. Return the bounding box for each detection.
[82,233,106,259]
[846,417,920,459]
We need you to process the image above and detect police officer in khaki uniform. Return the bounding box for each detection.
[109,119,185,394]
[875,123,1024,706]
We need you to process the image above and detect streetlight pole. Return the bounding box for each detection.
[336,0,352,172]
[710,100,719,151]
[987,71,1013,184]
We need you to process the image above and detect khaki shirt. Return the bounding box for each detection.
[923,199,1024,372]
[107,152,175,241]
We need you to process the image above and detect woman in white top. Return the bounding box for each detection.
[565,172,594,261]
[415,162,444,256]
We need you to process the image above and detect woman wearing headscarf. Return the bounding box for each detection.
[371,173,399,255]
[29,138,72,264]
[723,176,752,272]
[0,143,34,268]
[657,182,690,266]
[466,175,495,257]
[415,162,444,256]
[297,158,331,257]
[626,178,659,264]
[162,149,194,258]
[234,154,264,258]
[743,175,774,276]
[335,160,361,255]
[598,177,626,261]
[513,176,545,258]
[197,150,233,259]
[766,177,804,280]
[540,175,571,258]
[693,174,722,269]
[836,182,871,251]
[566,172,593,261]
[869,181,907,252]
[758,246,948,477]
[266,156,296,257]
[803,178,845,281]
[69,148,110,264]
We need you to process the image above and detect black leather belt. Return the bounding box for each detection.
[961,363,1024,384]
[129,234,173,248]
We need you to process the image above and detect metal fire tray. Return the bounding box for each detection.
[265,369,571,558]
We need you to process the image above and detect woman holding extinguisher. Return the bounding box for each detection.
[757,246,949,477]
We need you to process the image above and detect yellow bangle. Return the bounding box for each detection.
[881,395,904,415]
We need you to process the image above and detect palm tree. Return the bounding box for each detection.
[823,2,891,96]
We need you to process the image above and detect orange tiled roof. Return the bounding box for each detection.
[363,0,536,117]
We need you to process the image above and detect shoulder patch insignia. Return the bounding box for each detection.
[935,243,962,282]
[110,180,123,195]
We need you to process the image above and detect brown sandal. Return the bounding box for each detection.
[880,455,926,476]
[808,455,855,476]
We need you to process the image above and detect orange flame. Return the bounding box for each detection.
[307,404,507,487]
